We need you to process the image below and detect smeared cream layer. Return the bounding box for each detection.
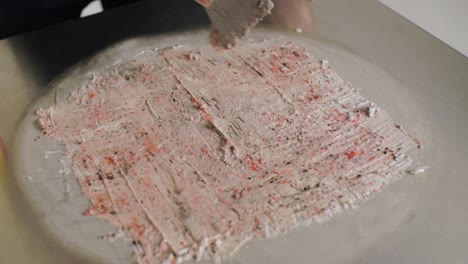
[38,40,418,264]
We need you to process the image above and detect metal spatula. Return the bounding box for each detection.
[196,0,274,48]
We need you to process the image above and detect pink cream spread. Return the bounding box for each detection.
[37,40,419,264]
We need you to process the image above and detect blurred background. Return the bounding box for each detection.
[79,0,468,57]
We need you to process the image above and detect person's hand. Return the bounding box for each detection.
[265,0,314,33]
[195,0,313,32]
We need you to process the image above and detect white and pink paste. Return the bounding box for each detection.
[37,40,420,264]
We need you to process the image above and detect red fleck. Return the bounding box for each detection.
[104,157,114,165]
[250,163,257,171]
[244,155,259,172]
[255,218,261,225]
[347,150,357,159]
[134,223,144,237]
[88,93,95,99]
[145,143,159,154]
[143,177,152,188]
[203,113,212,122]
[141,136,160,156]
[130,217,145,237]
[191,97,201,109]
[201,147,213,159]
[81,176,93,187]
[116,197,129,207]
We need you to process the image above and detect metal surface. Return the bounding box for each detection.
[0,0,467,263]
[11,27,428,264]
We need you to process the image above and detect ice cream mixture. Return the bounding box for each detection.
[37,40,419,264]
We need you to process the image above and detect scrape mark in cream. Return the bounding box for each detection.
[37,40,420,264]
